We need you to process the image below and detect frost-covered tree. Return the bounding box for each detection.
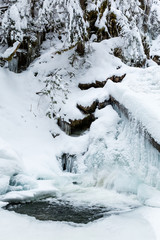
[37,68,70,119]
[37,0,87,44]
[2,0,30,43]
[1,0,160,69]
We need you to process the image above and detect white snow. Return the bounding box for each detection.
[107,66,160,144]
[151,35,160,57]
[0,204,157,240]
[1,41,20,59]
[0,66,62,196]
[0,13,160,240]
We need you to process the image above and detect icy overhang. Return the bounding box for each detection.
[107,70,160,146]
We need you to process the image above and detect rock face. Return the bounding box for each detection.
[77,99,110,114]
[57,114,95,136]
[77,101,98,114]
[78,80,107,90]
[152,55,160,65]
[107,74,126,83]
[78,74,126,92]
[8,32,45,73]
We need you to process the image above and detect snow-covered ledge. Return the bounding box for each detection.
[107,77,160,145]
[110,96,160,152]
[1,41,21,61]
[108,77,160,153]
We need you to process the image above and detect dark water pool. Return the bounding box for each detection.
[4,199,119,224]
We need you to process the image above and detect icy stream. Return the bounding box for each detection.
[4,199,114,224]
[4,105,160,223]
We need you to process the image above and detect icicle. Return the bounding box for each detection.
[61,153,77,173]
[82,103,160,193]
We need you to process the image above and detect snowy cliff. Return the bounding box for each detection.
[1,1,160,239]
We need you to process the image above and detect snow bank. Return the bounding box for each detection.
[0,138,22,194]
[1,180,59,203]
[77,86,109,107]
[107,66,160,144]
[0,66,61,188]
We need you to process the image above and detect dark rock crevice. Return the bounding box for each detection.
[7,32,45,73]
[78,74,126,90]
[57,114,95,136]
[77,100,98,114]
[151,55,160,65]
[78,80,107,90]
[106,74,126,83]
[77,99,110,115]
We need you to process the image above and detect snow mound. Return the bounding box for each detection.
[0,138,22,194]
